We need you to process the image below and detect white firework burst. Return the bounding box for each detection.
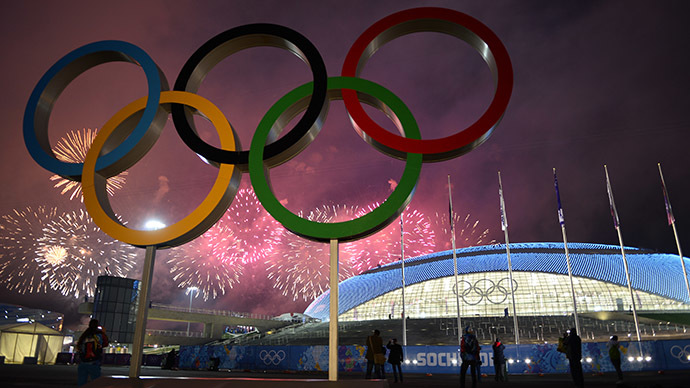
[39,209,140,298]
[49,128,127,201]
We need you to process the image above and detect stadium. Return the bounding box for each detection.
[306,242,690,320]
[240,242,690,346]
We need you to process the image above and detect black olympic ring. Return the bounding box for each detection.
[173,23,328,171]
[452,278,518,305]
[259,349,287,365]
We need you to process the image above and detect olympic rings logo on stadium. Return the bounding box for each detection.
[670,345,690,363]
[259,349,287,365]
[452,278,518,305]
[24,8,512,248]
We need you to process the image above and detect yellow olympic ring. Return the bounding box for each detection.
[81,91,241,248]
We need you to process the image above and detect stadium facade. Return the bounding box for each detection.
[304,243,690,322]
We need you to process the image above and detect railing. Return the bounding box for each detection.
[149,303,281,321]
[146,329,208,338]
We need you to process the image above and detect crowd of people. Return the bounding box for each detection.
[75,321,625,386]
[365,329,405,382]
[364,326,625,386]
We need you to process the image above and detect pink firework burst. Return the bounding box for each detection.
[219,188,281,265]
[343,206,436,274]
[267,205,360,302]
[49,128,128,202]
[432,211,494,251]
[167,223,245,301]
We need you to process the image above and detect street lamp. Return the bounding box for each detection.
[186,287,198,336]
[144,219,166,230]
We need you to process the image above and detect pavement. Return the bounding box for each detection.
[0,364,688,387]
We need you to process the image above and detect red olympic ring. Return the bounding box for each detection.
[342,7,513,162]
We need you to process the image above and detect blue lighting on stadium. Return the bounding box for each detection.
[304,243,690,321]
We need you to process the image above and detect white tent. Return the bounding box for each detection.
[0,322,64,364]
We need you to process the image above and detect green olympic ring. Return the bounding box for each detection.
[249,76,422,243]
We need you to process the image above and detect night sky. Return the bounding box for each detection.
[1,1,689,331]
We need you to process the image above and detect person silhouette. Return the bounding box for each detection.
[76,319,109,386]
[460,326,479,388]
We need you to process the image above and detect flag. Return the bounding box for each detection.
[448,196,454,233]
[447,175,454,232]
[553,168,565,226]
[604,165,620,229]
[498,172,508,231]
[400,212,404,239]
[658,163,675,225]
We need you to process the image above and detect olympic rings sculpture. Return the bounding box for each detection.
[259,349,287,365]
[452,278,518,305]
[24,7,512,248]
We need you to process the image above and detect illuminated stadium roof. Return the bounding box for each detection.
[303,242,690,321]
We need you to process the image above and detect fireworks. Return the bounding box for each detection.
[0,206,58,294]
[267,204,437,301]
[49,128,127,201]
[160,187,283,300]
[41,245,68,266]
[39,209,140,298]
[167,222,245,301]
[344,206,436,274]
[267,205,360,302]
[433,211,494,250]
[268,232,355,302]
[219,188,281,264]
[0,206,138,298]
[303,204,365,223]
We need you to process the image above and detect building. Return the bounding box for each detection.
[0,322,65,364]
[0,303,64,331]
[92,276,140,344]
[304,242,690,322]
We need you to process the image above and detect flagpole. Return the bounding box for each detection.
[553,168,581,337]
[498,172,519,345]
[604,165,642,353]
[448,175,462,346]
[400,213,407,347]
[328,239,339,382]
[658,163,690,302]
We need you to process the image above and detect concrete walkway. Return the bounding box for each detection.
[0,364,688,388]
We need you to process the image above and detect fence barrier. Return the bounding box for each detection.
[178,339,690,374]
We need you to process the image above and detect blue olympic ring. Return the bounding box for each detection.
[23,40,167,178]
